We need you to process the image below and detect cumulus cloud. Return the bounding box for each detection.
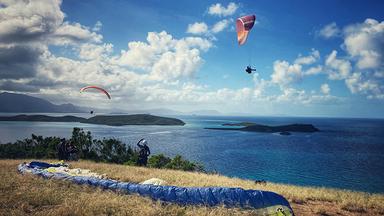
[208,2,238,17]
[275,87,339,105]
[345,72,383,99]
[186,22,208,35]
[50,22,103,45]
[211,19,231,33]
[318,19,384,99]
[0,44,44,79]
[343,18,384,70]
[305,65,323,75]
[79,43,113,60]
[325,50,352,80]
[271,60,302,87]
[320,83,330,94]
[0,0,104,81]
[318,22,340,39]
[252,73,269,97]
[118,31,212,81]
[0,0,64,43]
[294,49,320,65]
[92,21,102,32]
[0,0,346,112]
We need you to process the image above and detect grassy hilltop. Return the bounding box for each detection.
[1,160,384,216]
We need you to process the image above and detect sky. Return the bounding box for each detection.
[0,0,384,118]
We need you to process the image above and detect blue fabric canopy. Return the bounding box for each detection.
[18,161,294,215]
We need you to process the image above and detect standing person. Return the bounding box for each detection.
[137,138,151,166]
[57,138,67,160]
[67,141,79,161]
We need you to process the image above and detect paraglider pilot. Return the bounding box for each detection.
[137,138,151,166]
[245,66,256,74]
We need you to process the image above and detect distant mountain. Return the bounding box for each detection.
[0,92,85,113]
[0,92,223,115]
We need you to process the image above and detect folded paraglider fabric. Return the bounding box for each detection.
[45,166,107,179]
[18,161,294,216]
[140,178,167,186]
[29,161,66,169]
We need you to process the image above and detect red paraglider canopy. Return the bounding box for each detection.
[80,86,111,99]
[236,15,256,45]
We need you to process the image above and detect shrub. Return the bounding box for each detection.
[0,128,204,172]
[148,154,171,168]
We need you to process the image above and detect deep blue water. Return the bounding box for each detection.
[1,114,383,193]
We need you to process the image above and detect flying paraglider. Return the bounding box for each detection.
[80,86,111,99]
[236,14,257,74]
[236,14,256,46]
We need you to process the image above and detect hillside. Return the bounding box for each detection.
[0,92,85,113]
[0,114,85,122]
[1,160,383,215]
[83,114,185,126]
[0,114,185,126]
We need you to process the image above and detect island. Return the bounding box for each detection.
[206,122,319,133]
[0,114,185,126]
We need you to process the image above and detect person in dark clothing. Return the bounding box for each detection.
[137,138,151,166]
[57,138,67,160]
[67,141,79,161]
[245,65,256,74]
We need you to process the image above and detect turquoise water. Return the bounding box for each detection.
[1,114,383,193]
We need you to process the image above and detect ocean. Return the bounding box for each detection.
[1,113,383,193]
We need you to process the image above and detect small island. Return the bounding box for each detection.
[206,122,319,133]
[0,114,185,126]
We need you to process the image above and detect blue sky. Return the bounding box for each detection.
[0,0,383,117]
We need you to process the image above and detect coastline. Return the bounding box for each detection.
[1,159,383,215]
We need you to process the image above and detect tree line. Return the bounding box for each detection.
[0,127,204,172]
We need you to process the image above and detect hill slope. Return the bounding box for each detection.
[0,114,185,126]
[83,114,185,126]
[1,160,383,215]
[0,92,85,113]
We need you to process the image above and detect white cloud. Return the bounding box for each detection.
[345,72,383,99]
[0,0,64,43]
[320,83,330,94]
[92,21,102,32]
[51,22,103,45]
[325,50,352,80]
[315,19,384,99]
[275,87,339,105]
[116,31,212,81]
[294,49,320,65]
[343,18,384,70]
[211,19,231,33]
[318,22,340,39]
[252,73,269,97]
[271,60,302,87]
[305,65,323,75]
[0,0,347,112]
[208,2,239,17]
[79,43,113,60]
[186,22,208,35]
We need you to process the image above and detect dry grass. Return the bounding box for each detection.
[1,159,383,215]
